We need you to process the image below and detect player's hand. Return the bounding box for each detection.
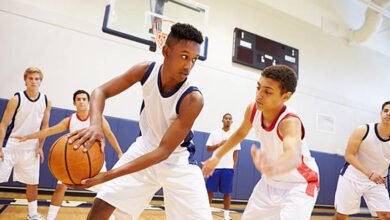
[369,172,386,184]
[68,125,105,153]
[11,135,27,142]
[118,152,123,159]
[0,150,4,161]
[65,172,107,189]
[250,144,279,177]
[35,147,44,164]
[202,156,220,178]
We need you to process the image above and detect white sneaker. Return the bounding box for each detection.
[26,213,46,220]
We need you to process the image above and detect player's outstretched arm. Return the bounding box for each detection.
[68,62,151,151]
[345,125,386,184]
[75,91,203,188]
[36,99,52,163]
[203,103,252,178]
[206,140,226,152]
[13,117,68,142]
[102,117,123,158]
[0,95,19,161]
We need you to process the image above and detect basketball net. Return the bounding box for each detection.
[152,19,175,49]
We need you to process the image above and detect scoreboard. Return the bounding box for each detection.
[232,28,299,76]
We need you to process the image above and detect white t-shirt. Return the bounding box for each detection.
[206,128,241,169]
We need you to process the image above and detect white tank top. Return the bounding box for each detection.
[250,104,319,196]
[68,113,90,132]
[5,91,47,150]
[341,123,390,183]
[137,62,200,165]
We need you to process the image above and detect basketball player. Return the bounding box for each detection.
[13,89,123,220]
[333,101,390,220]
[67,23,212,220]
[203,65,319,220]
[0,67,51,220]
[206,113,240,220]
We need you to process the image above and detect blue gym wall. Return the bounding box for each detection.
[1,98,388,207]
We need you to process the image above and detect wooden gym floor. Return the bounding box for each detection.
[0,191,375,219]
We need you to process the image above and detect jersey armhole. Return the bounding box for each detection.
[14,92,21,111]
[362,124,369,141]
[140,62,156,85]
[67,115,72,129]
[44,94,48,108]
[249,103,257,124]
[175,86,201,114]
[277,114,305,141]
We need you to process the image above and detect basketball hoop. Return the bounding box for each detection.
[152,19,175,48]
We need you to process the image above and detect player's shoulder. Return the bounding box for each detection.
[179,89,203,107]
[354,124,369,137]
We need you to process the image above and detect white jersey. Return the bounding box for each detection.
[5,91,47,150]
[206,128,240,169]
[250,104,319,196]
[137,62,200,165]
[68,113,90,132]
[341,123,390,183]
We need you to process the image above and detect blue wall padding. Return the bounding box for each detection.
[1,98,387,206]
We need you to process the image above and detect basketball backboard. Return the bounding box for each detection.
[102,0,209,60]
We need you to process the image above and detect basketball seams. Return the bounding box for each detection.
[86,151,92,178]
[64,137,76,185]
[48,135,64,179]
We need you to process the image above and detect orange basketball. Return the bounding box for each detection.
[48,135,104,185]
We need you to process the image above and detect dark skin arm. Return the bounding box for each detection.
[69,91,203,188]
[206,140,226,152]
[67,61,151,152]
[66,60,204,188]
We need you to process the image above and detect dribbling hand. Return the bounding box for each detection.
[250,144,280,177]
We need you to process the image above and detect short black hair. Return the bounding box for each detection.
[73,90,90,102]
[382,101,390,110]
[165,23,203,47]
[223,113,232,119]
[261,65,297,94]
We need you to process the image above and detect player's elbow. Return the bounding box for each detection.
[155,149,171,164]
[344,154,353,164]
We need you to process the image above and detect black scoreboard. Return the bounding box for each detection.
[232,28,299,76]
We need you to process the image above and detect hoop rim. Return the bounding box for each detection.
[152,19,175,48]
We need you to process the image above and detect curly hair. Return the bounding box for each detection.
[165,23,203,47]
[261,65,298,94]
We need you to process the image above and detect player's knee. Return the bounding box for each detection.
[56,183,67,191]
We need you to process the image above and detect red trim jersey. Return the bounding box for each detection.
[250,104,319,197]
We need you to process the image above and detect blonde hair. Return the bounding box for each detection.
[24,67,43,81]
